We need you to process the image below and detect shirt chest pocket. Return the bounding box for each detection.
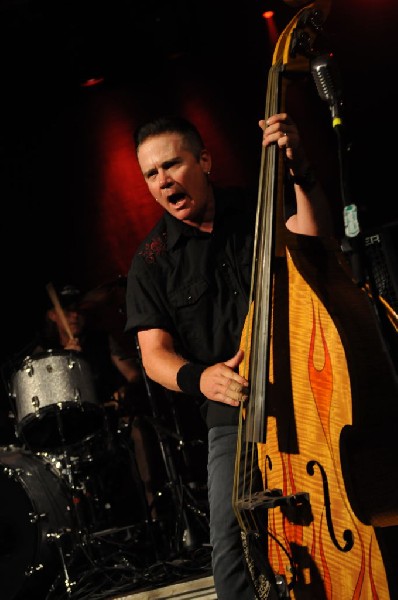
[168,277,211,353]
[168,277,209,310]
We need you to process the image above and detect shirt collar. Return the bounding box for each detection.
[164,194,225,251]
[164,186,237,250]
[163,212,196,250]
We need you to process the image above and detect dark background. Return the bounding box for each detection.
[1,0,398,414]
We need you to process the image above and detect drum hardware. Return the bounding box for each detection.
[55,451,97,535]
[37,421,154,538]
[49,533,76,598]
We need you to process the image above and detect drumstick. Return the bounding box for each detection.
[45,282,74,341]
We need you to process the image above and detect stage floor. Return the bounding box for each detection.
[37,523,215,600]
[113,574,216,599]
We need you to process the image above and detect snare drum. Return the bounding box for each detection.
[0,448,75,600]
[10,350,104,450]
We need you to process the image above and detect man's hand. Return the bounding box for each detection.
[200,349,249,406]
[64,337,82,352]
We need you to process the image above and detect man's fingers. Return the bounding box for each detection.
[226,378,249,402]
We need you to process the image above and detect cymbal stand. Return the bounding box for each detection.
[135,336,209,557]
[52,410,100,541]
[46,530,77,598]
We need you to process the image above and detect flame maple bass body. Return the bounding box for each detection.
[234,2,398,599]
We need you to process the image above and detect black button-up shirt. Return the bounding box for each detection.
[125,186,256,428]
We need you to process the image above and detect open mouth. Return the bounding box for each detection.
[168,192,186,205]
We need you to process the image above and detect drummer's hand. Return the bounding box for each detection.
[113,387,127,402]
[104,399,119,411]
[64,337,82,352]
[104,386,126,410]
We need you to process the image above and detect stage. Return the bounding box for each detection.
[114,574,216,599]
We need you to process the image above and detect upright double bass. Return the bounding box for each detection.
[234,2,398,598]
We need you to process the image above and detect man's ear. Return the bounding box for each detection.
[200,149,211,174]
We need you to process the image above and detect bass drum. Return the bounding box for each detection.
[10,350,104,450]
[0,449,75,600]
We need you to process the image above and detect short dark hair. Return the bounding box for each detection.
[134,116,205,160]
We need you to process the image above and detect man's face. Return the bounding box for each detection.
[49,307,85,337]
[137,132,212,222]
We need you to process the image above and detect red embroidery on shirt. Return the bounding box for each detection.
[139,233,167,263]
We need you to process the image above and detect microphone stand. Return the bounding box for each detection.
[333,117,368,287]
[313,57,367,286]
[311,54,398,369]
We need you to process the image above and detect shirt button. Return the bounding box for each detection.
[233,290,238,296]
[187,295,192,302]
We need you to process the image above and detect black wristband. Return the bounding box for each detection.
[176,363,206,397]
[289,166,317,192]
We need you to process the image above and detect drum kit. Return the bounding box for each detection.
[0,278,211,599]
[0,349,155,600]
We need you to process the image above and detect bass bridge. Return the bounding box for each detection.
[236,489,312,527]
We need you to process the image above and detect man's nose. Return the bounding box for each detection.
[158,170,173,189]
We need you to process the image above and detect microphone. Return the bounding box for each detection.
[311,53,343,122]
